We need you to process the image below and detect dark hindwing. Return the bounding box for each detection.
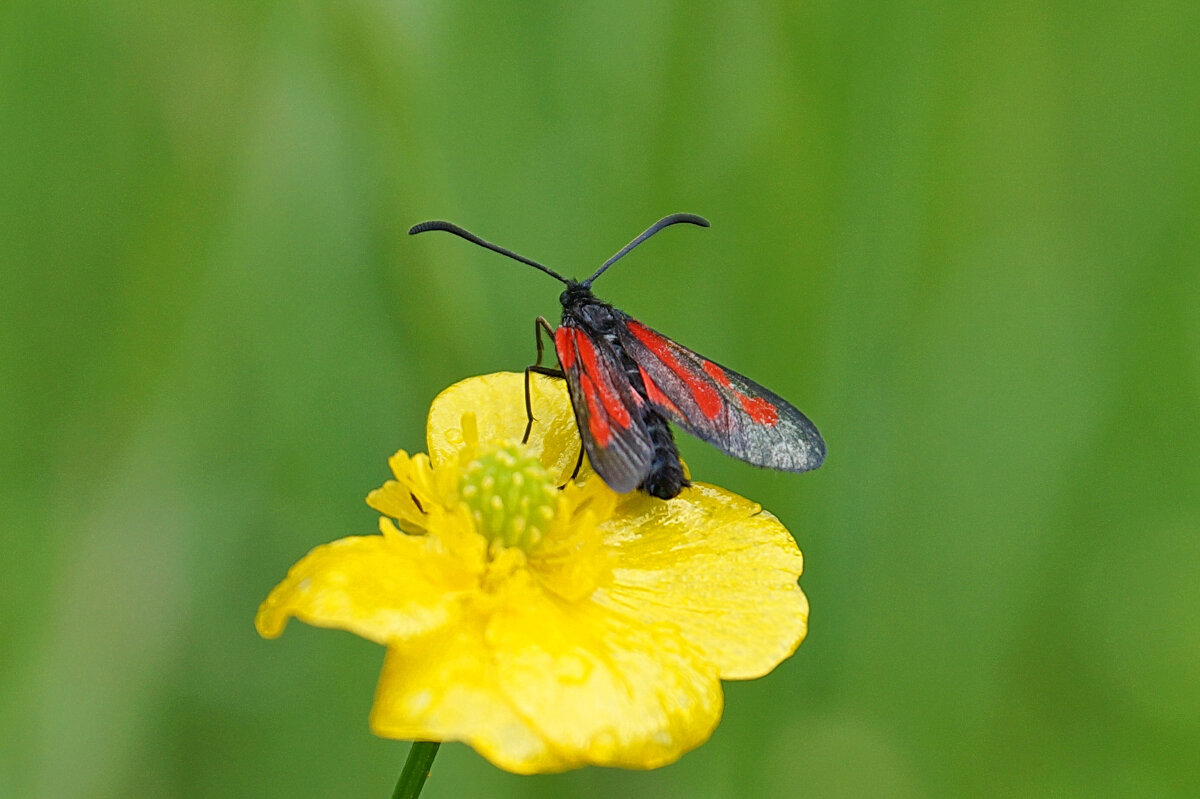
[615,318,826,472]
[554,323,654,493]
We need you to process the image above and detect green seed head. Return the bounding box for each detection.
[458,441,559,550]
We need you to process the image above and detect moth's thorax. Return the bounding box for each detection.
[559,282,623,336]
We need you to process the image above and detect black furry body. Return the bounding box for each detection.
[559,283,688,499]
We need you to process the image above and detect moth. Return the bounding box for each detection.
[409,214,825,499]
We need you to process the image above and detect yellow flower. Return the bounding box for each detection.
[256,373,808,774]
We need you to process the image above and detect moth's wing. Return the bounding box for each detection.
[616,319,825,472]
[554,323,654,492]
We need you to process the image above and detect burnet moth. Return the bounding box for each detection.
[409,213,825,499]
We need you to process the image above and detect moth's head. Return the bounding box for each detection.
[559,281,594,309]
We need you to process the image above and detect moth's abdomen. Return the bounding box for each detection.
[638,411,688,499]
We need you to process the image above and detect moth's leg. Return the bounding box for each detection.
[533,316,556,367]
[523,365,564,443]
[568,442,584,483]
[554,443,586,491]
[524,318,565,444]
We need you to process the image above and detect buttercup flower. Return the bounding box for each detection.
[257,372,808,774]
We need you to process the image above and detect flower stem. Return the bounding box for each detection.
[391,741,441,799]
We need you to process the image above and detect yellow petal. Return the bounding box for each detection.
[594,483,808,680]
[426,372,581,483]
[370,618,559,773]
[255,525,477,645]
[370,577,723,773]
[487,580,723,771]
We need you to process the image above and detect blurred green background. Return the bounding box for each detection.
[3,1,1198,797]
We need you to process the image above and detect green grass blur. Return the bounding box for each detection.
[3,1,1198,797]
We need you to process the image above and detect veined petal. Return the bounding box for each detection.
[255,522,478,645]
[487,580,723,771]
[593,483,808,680]
[426,372,582,483]
[371,576,722,773]
[370,618,557,773]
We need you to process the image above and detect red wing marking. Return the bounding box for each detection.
[615,317,824,473]
[637,365,680,415]
[554,326,576,370]
[701,360,732,387]
[578,372,612,446]
[572,329,632,428]
[627,321,722,419]
[737,393,780,426]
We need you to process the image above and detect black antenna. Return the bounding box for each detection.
[408,220,570,284]
[584,213,709,287]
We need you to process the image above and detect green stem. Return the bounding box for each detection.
[391,741,441,799]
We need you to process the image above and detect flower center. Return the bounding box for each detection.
[458,441,558,551]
